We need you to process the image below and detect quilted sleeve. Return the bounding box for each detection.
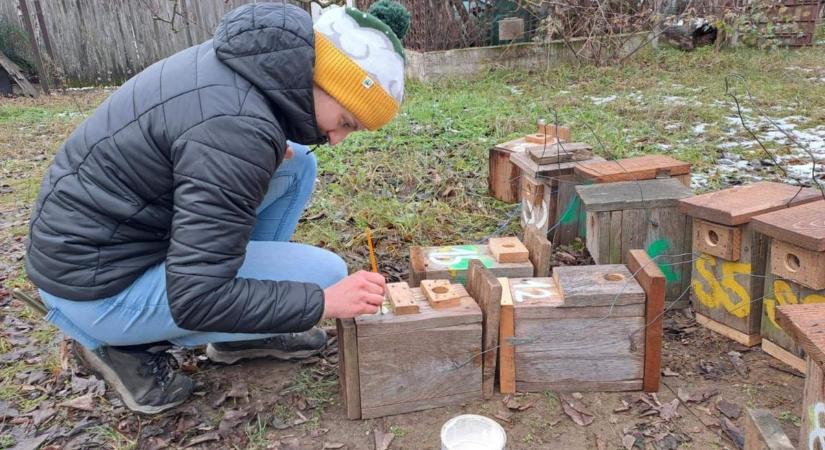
[164,114,325,333]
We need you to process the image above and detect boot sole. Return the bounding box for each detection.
[75,344,188,415]
[205,344,322,365]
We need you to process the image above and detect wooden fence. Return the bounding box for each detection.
[0,0,334,86]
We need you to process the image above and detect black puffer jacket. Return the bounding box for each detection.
[26,3,329,334]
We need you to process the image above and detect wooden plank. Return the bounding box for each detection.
[524,133,558,145]
[466,261,502,400]
[753,199,825,252]
[696,313,762,347]
[488,237,529,263]
[593,212,612,265]
[498,277,516,394]
[356,285,481,337]
[627,249,666,393]
[585,211,601,262]
[537,123,571,141]
[17,0,49,94]
[514,316,645,383]
[801,356,825,450]
[553,265,646,307]
[554,174,581,245]
[528,142,593,165]
[408,246,427,287]
[357,323,482,417]
[577,178,693,212]
[621,209,646,264]
[410,244,534,286]
[743,409,795,450]
[516,379,642,393]
[361,390,481,420]
[386,282,420,315]
[678,181,822,226]
[520,175,545,230]
[420,279,462,309]
[762,339,805,372]
[574,155,691,183]
[646,206,692,305]
[523,225,552,277]
[694,219,742,261]
[336,318,361,419]
[510,151,605,179]
[692,254,763,345]
[776,304,825,366]
[0,50,38,97]
[488,147,521,203]
[514,303,645,320]
[609,210,624,264]
[770,240,825,290]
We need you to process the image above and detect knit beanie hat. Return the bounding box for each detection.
[313,1,410,131]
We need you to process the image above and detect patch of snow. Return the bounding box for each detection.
[590,95,617,105]
[692,123,707,134]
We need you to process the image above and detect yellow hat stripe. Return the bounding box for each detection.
[313,32,399,131]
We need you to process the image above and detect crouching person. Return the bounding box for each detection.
[24,1,409,414]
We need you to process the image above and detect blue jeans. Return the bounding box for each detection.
[39,143,347,350]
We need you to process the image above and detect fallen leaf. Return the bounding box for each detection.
[662,367,680,377]
[595,435,607,450]
[184,432,221,447]
[31,406,56,427]
[721,417,745,449]
[614,399,631,413]
[310,428,330,438]
[10,435,48,450]
[227,381,249,400]
[717,399,742,419]
[218,409,250,436]
[655,432,681,450]
[374,430,394,450]
[560,394,594,426]
[494,406,514,423]
[659,399,680,421]
[212,391,228,408]
[623,434,636,449]
[59,393,95,412]
[322,443,345,449]
[727,351,749,378]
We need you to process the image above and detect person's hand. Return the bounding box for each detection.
[284,145,295,160]
[322,271,386,319]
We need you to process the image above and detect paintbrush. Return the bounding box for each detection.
[365,227,383,315]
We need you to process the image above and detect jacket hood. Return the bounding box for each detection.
[213,3,326,145]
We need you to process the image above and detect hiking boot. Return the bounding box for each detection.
[206,327,327,364]
[74,342,194,414]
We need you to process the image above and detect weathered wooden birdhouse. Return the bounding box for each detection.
[577,178,693,307]
[337,281,483,419]
[678,182,821,347]
[409,237,534,287]
[550,154,692,245]
[753,199,825,372]
[497,253,664,393]
[510,139,604,245]
[776,303,825,447]
[488,122,571,204]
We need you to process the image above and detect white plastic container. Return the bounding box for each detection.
[440,414,507,450]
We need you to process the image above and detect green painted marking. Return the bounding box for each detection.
[647,239,679,283]
[559,196,581,225]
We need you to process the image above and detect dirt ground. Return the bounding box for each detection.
[0,290,805,449]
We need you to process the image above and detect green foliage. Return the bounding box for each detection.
[368,0,410,39]
[0,16,34,75]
